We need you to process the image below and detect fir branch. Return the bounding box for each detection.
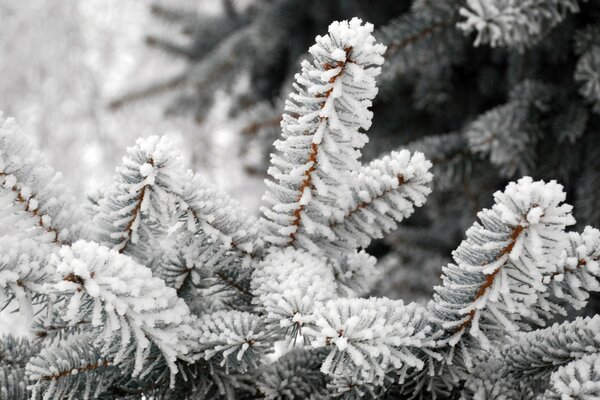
[324,150,432,256]
[261,18,386,249]
[304,298,439,385]
[215,271,253,298]
[50,241,198,381]
[542,353,600,399]
[181,172,258,256]
[94,135,184,263]
[431,177,575,349]
[575,46,600,114]
[377,4,464,80]
[26,334,120,400]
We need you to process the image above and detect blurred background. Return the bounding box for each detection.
[2,0,599,334]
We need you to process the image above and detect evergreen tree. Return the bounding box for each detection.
[2,9,600,400]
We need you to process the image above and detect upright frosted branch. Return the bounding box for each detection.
[261,18,385,249]
[94,136,184,263]
[431,177,575,349]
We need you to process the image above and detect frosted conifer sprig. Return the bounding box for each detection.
[458,0,582,48]
[326,150,432,255]
[0,237,53,321]
[0,335,36,400]
[431,177,575,348]
[463,317,600,399]
[466,80,554,178]
[50,241,197,382]
[0,114,83,245]
[196,310,268,373]
[26,334,118,400]
[377,2,464,83]
[541,353,600,399]
[252,248,337,340]
[157,172,259,307]
[257,348,329,399]
[500,316,600,380]
[547,227,600,310]
[331,250,378,297]
[261,17,386,249]
[94,135,184,262]
[305,298,439,385]
[181,172,258,256]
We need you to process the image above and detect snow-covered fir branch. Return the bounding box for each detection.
[542,353,600,399]
[49,241,198,382]
[261,18,386,249]
[93,135,184,263]
[431,177,576,349]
